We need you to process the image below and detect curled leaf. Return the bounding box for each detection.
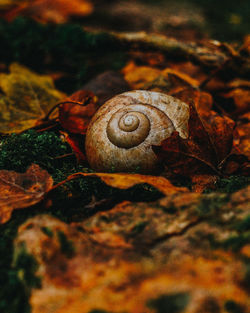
[52,172,187,196]
[59,90,98,135]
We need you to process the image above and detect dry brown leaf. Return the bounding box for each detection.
[191,174,218,192]
[59,90,98,135]
[0,164,53,223]
[153,88,235,178]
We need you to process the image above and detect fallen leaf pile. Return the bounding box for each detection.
[0,5,249,313]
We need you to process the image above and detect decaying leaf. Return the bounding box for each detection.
[193,90,235,164]
[14,186,250,313]
[0,63,64,134]
[153,88,235,177]
[0,164,53,223]
[58,90,98,135]
[2,0,93,23]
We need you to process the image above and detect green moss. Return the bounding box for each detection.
[41,226,53,238]
[147,292,190,313]
[197,217,250,253]
[0,211,40,313]
[129,221,148,236]
[235,216,250,232]
[224,300,244,313]
[13,243,41,289]
[242,258,250,291]
[0,130,71,173]
[160,206,178,214]
[196,194,228,216]
[220,216,250,252]
[57,231,75,258]
[213,176,250,194]
[221,233,250,252]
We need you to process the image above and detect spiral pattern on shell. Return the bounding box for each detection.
[85,90,190,173]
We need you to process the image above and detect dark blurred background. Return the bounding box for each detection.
[81,0,250,42]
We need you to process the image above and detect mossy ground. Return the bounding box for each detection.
[147,292,190,313]
[0,8,249,312]
[0,129,249,313]
[0,130,164,313]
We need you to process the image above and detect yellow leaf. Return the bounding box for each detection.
[0,63,65,134]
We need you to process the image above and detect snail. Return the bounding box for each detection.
[85,90,190,173]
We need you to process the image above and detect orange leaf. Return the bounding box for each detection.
[3,0,93,23]
[0,164,53,223]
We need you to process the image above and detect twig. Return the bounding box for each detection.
[43,100,85,121]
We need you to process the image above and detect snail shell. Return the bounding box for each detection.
[85,90,189,173]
